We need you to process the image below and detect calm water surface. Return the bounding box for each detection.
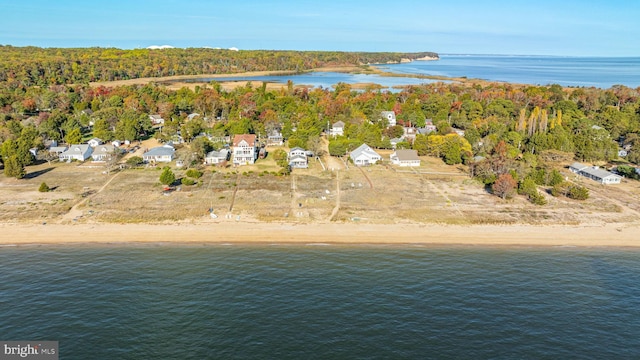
[1,244,640,359]
[188,55,640,90]
[384,55,640,88]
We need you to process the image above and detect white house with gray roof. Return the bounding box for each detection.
[569,162,622,185]
[204,149,230,165]
[143,144,175,163]
[288,147,308,169]
[390,149,421,167]
[59,144,93,162]
[330,121,345,137]
[91,144,117,162]
[350,143,381,166]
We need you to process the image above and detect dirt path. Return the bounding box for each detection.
[60,171,122,223]
[328,171,341,221]
[422,177,463,216]
[228,173,240,212]
[356,166,374,189]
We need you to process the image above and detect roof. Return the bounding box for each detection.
[94,145,115,153]
[61,144,91,154]
[205,149,229,158]
[332,121,345,128]
[570,162,589,171]
[233,134,256,147]
[381,111,395,117]
[290,147,305,153]
[143,146,175,157]
[351,143,380,160]
[289,154,307,162]
[393,149,420,161]
[149,114,163,120]
[581,166,621,180]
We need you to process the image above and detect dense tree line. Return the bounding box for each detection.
[0,46,438,86]
[1,53,639,203]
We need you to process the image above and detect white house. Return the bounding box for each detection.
[288,147,308,169]
[204,149,230,165]
[142,144,175,163]
[149,114,164,125]
[91,144,116,162]
[330,121,345,137]
[267,130,284,146]
[59,144,93,162]
[350,143,381,166]
[390,149,421,167]
[381,111,396,127]
[87,138,103,147]
[569,162,622,185]
[232,134,258,165]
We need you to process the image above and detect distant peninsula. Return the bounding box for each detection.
[0,46,438,86]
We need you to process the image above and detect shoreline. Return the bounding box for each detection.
[1,221,639,248]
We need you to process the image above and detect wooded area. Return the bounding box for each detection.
[0,46,438,86]
[1,47,639,203]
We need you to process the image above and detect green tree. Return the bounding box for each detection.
[64,127,82,145]
[126,156,144,167]
[190,136,214,161]
[3,155,26,179]
[159,167,176,186]
[93,119,113,141]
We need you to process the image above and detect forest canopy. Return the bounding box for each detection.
[0,46,438,86]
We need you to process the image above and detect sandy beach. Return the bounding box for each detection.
[1,221,638,247]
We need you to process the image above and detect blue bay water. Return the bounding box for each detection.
[383,55,640,88]
[192,56,640,90]
[184,71,435,91]
[1,244,640,359]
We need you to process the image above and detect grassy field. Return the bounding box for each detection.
[2,152,640,227]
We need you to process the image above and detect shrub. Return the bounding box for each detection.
[529,192,547,205]
[38,182,50,192]
[159,167,176,185]
[185,168,203,178]
[551,182,571,197]
[181,177,195,186]
[126,156,144,166]
[568,185,589,200]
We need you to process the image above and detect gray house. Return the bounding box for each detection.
[205,149,230,165]
[569,162,622,185]
[59,144,93,162]
[143,144,175,163]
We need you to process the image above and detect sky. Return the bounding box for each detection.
[1,0,639,56]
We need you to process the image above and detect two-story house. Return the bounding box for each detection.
[233,134,258,165]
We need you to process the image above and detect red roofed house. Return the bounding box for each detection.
[232,134,258,165]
